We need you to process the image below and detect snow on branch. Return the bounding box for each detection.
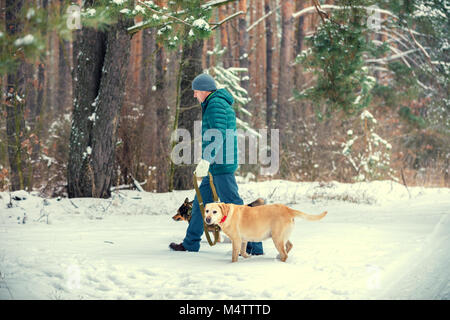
[408,28,433,68]
[366,48,422,64]
[292,4,398,20]
[202,0,239,9]
[211,11,244,31]
[137,0,192,27]
[247,4,280,32]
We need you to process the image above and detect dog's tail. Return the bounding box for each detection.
[291,209,327,221]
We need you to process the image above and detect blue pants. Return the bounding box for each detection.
[183,173,263,254]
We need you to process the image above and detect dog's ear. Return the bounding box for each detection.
[218,203,230,216]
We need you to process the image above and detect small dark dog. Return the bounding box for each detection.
[172,197,266,242]
[172,197,194,222]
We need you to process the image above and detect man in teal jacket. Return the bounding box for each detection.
[169,73,263,255]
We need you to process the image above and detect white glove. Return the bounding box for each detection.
[194,159,210,177]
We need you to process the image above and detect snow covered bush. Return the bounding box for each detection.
[342,110,397,182]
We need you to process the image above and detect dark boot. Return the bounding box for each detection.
[169,242,187,251]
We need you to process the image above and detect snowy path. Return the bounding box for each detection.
[0,181,449,300]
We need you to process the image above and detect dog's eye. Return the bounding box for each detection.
[213,210,217,214]
[206,210,209,213]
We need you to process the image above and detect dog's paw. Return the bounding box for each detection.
[275,254,289,262]
[240,252,250,259]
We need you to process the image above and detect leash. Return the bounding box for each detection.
[193,172,220,246]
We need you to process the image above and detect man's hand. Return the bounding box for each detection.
[194,159,210,177]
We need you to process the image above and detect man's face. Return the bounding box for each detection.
[193,90,211,103]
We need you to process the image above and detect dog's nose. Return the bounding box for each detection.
[205,217,211,224]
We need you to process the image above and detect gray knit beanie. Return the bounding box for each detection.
[192,73,217,91]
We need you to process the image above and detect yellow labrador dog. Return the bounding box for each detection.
[204,203,327,262]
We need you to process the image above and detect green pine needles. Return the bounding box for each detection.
[0,0,215,76]
[295,0,388,119]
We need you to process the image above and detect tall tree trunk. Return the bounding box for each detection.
[247,0,255,111]
[57,41,72,114]
[257,0,266,112]
[265,0,274,128]
[154,42,170,192]
[238,0,249,92]
[140,28,159,191]
[171,38,203,190]
[294,0,306,119]
[24,0,52,191]
[276,0,295,176]
[92,18,133,198]
[150,0,170,192]
[46,30,58,121]
[219,5,230,68]
[5,0,26,191]
[5,81,26,191]
[68,24,105,198]
[68,6,133,198]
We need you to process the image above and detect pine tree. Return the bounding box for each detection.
[295,0,387,119]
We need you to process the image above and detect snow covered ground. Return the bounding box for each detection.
[0,179,449,300]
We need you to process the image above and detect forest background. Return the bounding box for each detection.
[0,0,448,198]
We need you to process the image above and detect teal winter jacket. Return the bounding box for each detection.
[201,88,239,175]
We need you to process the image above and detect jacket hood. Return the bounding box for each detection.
[202,88,234,108]
[212,88,234,105]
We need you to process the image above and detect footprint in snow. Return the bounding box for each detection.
[97,284,111,292]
